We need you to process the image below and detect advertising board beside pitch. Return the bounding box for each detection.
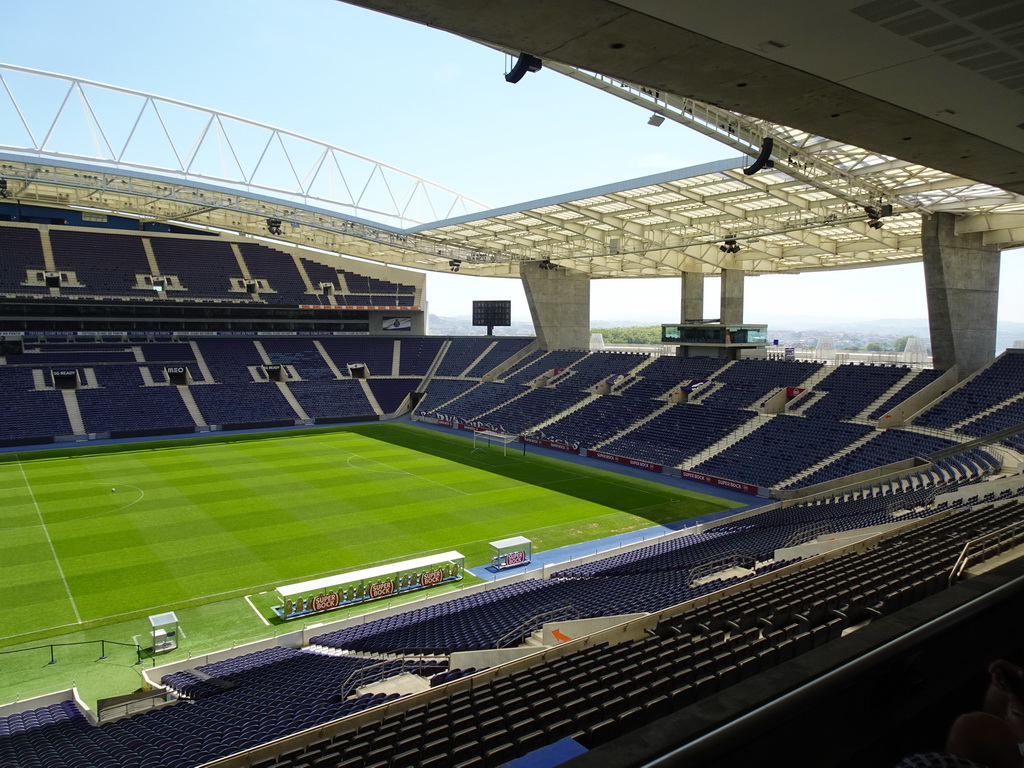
[274,551,464,620]
[585,450,663,473]
[679,469,759,495]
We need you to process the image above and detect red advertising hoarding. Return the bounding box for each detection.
[679,469,759,495]
[523,435,577,453]
[585,450,663,473]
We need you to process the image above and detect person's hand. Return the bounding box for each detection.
[990,661,1024,744]
[991,660,1024,698]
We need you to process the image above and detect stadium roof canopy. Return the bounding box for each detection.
[1,61,1023,279]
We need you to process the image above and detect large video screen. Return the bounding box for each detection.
[472,300,511,327]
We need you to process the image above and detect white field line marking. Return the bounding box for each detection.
[244,595,270,626]
[16,455,82,624]
[319,441,469,495]
[0,484,146,530]
[0,506,634,643]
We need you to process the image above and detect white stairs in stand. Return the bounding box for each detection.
[787,390,825,415]
[679,413,775,470]
[854,368,919,421]
[523,630,548,648]
[777,430,882,487]
[474,386,533,422]
[422,381,484,415]
[687,381,725,404]
[593,401,676,449]
[529,392,602,434]
[796,365,834,391]
[949,390,1024,432]
[459,341,497,378]
[62,389,86,435]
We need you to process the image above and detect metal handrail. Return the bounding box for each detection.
[338,657,437,700]
[496,605,581,649]
[949,519,1024,586]
[0,639,142,666]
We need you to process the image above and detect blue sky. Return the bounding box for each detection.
[3,0,1021,328]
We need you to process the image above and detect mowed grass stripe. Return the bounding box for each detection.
[7,456,83,627]
[1,424,737,641]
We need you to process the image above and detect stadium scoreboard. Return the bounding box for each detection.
[472,300,511,335]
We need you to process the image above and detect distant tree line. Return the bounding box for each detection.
[594,327,919,352]
[592,326,662,344]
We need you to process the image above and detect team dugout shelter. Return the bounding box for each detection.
[490,536,532,571]
[275,551,464,620]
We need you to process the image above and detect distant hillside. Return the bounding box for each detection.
[428,314,535,336]
[427,313,1024,353]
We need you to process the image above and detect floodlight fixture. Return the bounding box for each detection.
[266,218,283,235]
[648,113,665,127]
[743,137,775,175]
[864,204,892,229]
[448,259,461,273]
[505,53,542,84]
[719,239,741,254]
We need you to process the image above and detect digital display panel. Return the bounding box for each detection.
[472,300,512,327]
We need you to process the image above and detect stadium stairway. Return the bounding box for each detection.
[177,386,207,426]
[687,380,725,404]
[776,429,884,488]
[785,389,825,414]
[358,379,385,416]
[678,413,776,470]
[420,339,452,382]
[479,340,540,380]
[529,392,603,433]
[140,237,161,275]
[187,341,216,383]
[949,389,1024,434]
[458,340,499,378]
[854,368,921,421]
[311,340,348,379]
[792,364,833,392]
[681,360,737,405]
[592,401,676,449]
[472,385,534,422]
[61,389,85,434]
[253,341,311,420]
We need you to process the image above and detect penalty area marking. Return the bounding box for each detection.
[244,594,270,626]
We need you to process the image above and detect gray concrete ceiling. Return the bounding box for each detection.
[339,0,1024,195]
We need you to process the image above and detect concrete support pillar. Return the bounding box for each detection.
[520,261,590,350]
[922,212,1000,377]
[720,269,745,324]
[681,272,705,323]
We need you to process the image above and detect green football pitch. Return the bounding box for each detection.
[0,423,739,648]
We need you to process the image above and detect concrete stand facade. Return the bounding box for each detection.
[922,212,1001,377]
[521,261,591,350]
[720,269,745,324]
[681,272,705,323]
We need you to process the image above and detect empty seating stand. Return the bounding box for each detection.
[0,225,49,297]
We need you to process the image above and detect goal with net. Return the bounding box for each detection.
[471,429,524,456]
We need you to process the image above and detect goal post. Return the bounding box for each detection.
[471,429,524,456]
